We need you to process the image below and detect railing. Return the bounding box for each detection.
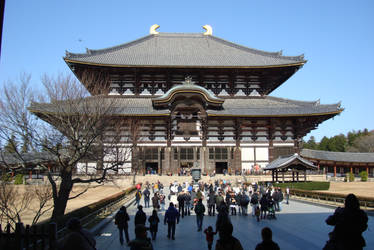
[56,189,136,239]
[0,222,57,250]
[289,189,374,210]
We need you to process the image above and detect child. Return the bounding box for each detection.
[204,226,217,250]
[255,206,261,222]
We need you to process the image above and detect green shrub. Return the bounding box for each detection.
[14,174,24,185]
[273,181,330,191]
[1,173,13,183]
[360,171,368,182]
[346,172,355,182]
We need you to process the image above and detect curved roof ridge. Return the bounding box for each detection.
[153,82,223,102]
[266,96,321,106]
[266,96,343,108]
[65,34,155,59]
[208,35,305,62]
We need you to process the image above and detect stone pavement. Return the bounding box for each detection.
[94,190,373,250]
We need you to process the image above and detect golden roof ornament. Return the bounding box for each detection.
[183,76,195,85]
[202,25,212,35]
[150,24,160,35]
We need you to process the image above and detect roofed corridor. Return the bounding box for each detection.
[94,189,373,250]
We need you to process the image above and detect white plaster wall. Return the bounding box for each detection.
[241,147,255,161]
[256,147,269,161]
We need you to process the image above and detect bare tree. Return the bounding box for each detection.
[0,72,142,223]
[347,134,374,152]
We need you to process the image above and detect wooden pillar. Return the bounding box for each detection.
[304,170,307,182]
[164,147,171,175]
[292,171,295,182]
[282,171,285,183]
[233,146,242,174]
[317,161,320,172]
[366,164,369,175]
[268,139,274,163]
[272,170,275,182]
[176,147,180,175]
[296,172,299,182]
[293,138,300,154]
[275,169,278,182]
[334,163,337,177]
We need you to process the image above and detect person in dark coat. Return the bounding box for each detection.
[60,217,96,250]
[115,206,130,244]
[194,198,206,231]
[164,202,180,240]
[255,227,280,250]
[177,191,185,218]
[148,209,160,240]
[215,221,243,250]
[208,190,216,216]
[240,192,250,216]
[216,203,230,233]
[260,195,268,220]
[184,191,192,215]
[152,193,160,210]
[272,189,280,211]
[324,193,368,250]
[128,224,153,250]
[134,205,147,226]
[143,188,151,208]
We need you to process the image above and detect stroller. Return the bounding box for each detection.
[267,200,276,220]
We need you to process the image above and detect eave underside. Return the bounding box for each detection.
[30,110,339,144]
[67,63,303,96]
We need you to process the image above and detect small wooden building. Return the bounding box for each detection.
[264,153,317,182]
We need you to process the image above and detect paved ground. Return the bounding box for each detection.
[18,176,374,225]
[94,189,373,250]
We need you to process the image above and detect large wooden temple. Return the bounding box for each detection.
[31,25,343,175]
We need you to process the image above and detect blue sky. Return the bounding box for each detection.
[1,0,373,141]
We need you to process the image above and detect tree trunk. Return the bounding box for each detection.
[50,171,73,223]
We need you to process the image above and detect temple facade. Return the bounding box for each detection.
[32,25,343,175]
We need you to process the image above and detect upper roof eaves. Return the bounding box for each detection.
[64,32,306,68]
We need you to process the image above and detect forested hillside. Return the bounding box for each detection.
[303,129,374,153]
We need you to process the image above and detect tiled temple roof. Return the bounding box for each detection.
[265,153,316,170]
[301,149,374,163]
[29,96,342,117]
[64,33,305,68]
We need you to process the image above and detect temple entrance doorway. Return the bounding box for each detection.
[145,162,158,174]
[215,162,228,174]
[180,162,193,168]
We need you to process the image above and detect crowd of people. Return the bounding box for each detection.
[59,179,369,250]
[124,180,291,249]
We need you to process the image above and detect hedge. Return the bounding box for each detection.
[288,188,374,208]
[273,181,330,191]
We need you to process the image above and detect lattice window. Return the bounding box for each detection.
[180,148,193,160]
[144,148,158,160]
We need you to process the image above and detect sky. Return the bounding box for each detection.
[0,0,373,141]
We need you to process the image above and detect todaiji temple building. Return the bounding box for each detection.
[31,25,343,175]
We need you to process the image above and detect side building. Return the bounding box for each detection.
[30,25,343,175]
[301,149,374,178]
